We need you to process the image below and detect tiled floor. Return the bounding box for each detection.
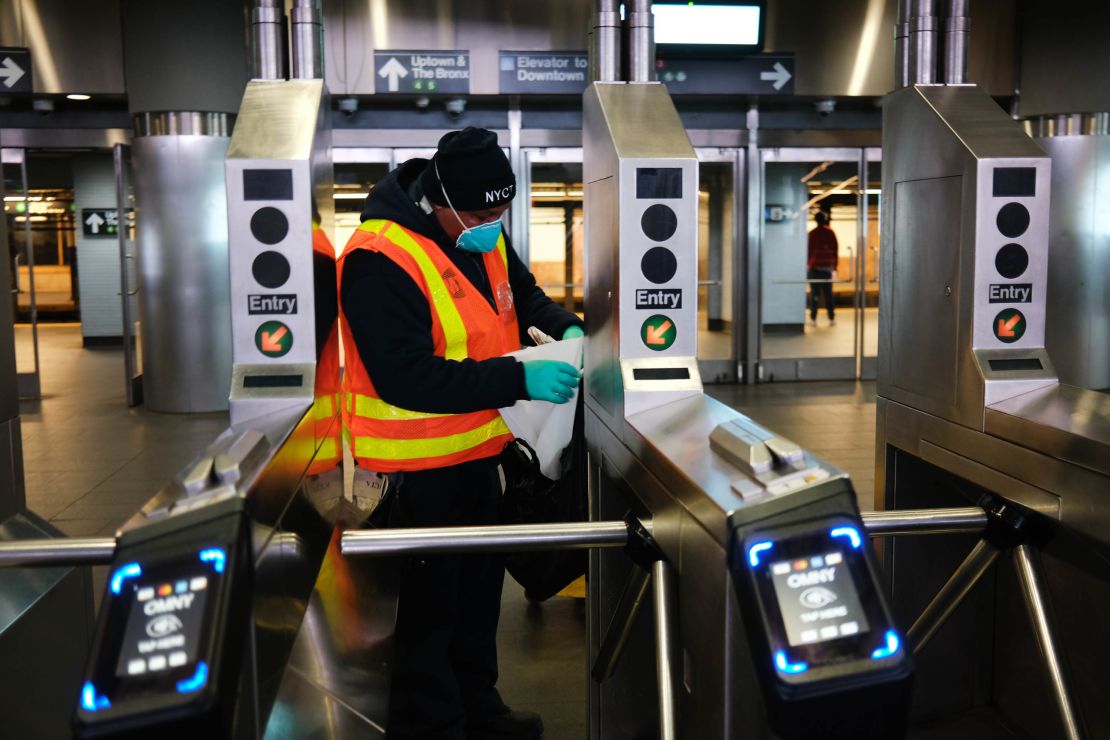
[11,323,879,738]
[15,324,228,538]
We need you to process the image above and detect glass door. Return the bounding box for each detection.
[695,148,741,383]
[521,148,584,316]
[757,148,864,381]
[2,148,41,399]
[332,148,392,250]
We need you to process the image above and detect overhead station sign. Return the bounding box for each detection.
[656,53,795,95]
[499,51,589,95]
[374,50,470,94]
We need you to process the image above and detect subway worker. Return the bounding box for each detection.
[337,127,584,739]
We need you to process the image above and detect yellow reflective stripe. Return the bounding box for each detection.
[353,393,448,421]
[316,437,339,460]
[353,415,510,461]
[496,235,508,269]
[383,223,468,361]
[358,218,390,234]
[312,394,336,419]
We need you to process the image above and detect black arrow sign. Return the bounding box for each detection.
[657,54,795,96]
[0,47,32,95]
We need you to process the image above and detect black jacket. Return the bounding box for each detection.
[341,159,583,415]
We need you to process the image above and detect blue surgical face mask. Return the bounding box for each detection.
[455,219,502,253]
[436,160,503,253]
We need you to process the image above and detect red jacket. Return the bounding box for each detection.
[807,225,839,271]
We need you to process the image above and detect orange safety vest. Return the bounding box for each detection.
[308,224,342,475]
[336,218,520,472]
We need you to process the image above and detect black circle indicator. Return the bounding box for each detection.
[252,250,291,288]
[250,206,289,245]
[995,243,1029,279]
[996,202,1030,239]
[641,204,678,242]
[641,247,678,285]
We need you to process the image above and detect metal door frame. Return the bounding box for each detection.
[754,146,880,382]
[860,146,882,381]
[113,144,142,406]
[695,146,744,383]
[3,148,41,399]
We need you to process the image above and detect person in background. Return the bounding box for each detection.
[337,127,584,740]
[807,209,839,327]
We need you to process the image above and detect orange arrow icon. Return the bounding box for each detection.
[261,325,288,352]
[645,320,673,345]
[997,314,1021,338]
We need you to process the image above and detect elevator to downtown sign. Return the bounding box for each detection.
[499,52,589,95]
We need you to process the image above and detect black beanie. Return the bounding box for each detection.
[420,127,517,211]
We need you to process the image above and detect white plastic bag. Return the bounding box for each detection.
[498,337,584,480]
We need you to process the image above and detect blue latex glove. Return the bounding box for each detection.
[523,360,580,404]
[562,325,584,340]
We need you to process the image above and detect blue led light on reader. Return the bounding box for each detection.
[748,541,773,567]
[199,548,226,573]
[830,526,863,549]
[774,650,809,674]
[871,630,901,660]
[109,563,142,594]
[176,662,209,694]
[80,682,111,712]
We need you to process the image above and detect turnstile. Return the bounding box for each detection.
[878,80,1110,739]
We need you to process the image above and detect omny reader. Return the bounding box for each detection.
[731,478,912,738]
[74,506,250,739]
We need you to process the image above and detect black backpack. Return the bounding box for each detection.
[498,391,588,602]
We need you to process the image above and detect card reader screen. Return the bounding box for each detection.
[769,551,870,646]
[744,521,901,673]
[115,570,211,678]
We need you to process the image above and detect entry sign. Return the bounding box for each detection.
[255,320,293,358]
[993,308,1026,344]
[499,52,589,94]
[0,47,31,95]
[374,50,470,94]
[82,209,119,238]
[657,53,795,95]
[641,314,677,351]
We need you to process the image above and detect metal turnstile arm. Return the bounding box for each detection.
[861,506,987,536]
[1014,544,1086,740]
[0,537,117,566]
[340,521,631,556]
[906,537,1001,653]
[591,564,652,682]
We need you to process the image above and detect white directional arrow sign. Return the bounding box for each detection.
[378,57,408,93]
[85,212,105,234]
[0,56,26,89]
[760,61,792,91]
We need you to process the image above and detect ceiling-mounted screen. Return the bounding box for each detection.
[652,1,764,56]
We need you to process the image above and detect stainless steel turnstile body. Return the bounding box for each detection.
[587,396,852,738]
[878,84,1110,739]
[581,81,863,739]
